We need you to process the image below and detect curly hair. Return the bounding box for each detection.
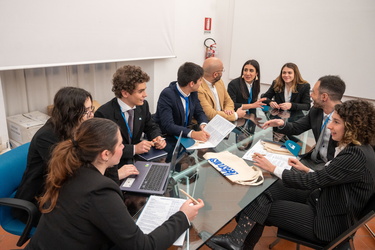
[334,99,375,146]
[274,62,308,93]
[112,65,150,98]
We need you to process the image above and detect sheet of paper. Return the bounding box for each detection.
[187,114,235,150]
[136,195,187,246]
[243,140,294,170]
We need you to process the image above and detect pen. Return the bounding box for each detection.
[179,188,199,205]
[151,137,165,146]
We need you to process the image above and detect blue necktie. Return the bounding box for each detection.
[178,90,189,127]
[247,86,253,114]
[247,86,253,104]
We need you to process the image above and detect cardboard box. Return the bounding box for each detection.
[7,111,50,144]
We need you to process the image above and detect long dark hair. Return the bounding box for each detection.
[239,59,260,101]
[39,118,119,213]
[50,87,92,140]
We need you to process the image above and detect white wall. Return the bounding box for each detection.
[0,0,374,149]
[152,0,234,109]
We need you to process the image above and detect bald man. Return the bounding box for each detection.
[198,57,246,121]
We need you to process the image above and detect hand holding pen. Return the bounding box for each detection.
[179,188,204,222]
[151,136,166,149]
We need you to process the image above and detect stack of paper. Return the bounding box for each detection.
[136,195,187,246]
[242,140,296,171]
[182,114,235,150]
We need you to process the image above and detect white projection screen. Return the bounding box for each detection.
[0,0,175,70]
[230,0,375,100]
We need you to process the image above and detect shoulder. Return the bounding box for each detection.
[160,83,177,98]
[228,77,240,86]
[96,98,118,114]
[32,121,59,143]
[74,167,122,194]
[297,82,310,90]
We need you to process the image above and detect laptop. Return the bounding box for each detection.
[120,132,182,195]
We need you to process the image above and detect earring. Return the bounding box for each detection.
[242,75,244,78]
[255,75,259,81]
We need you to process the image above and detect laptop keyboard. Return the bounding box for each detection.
[140,164,168,191]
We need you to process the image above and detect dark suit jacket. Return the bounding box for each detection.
[277,107,336,162]
[261,81,311,111]
[95,98,162,166]
[282,144,375,241]
[153,81,208,137]
[25,166,189,250]
[227,77,258,110]
[13,120,58,224]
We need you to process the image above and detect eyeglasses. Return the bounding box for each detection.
[84,106,95,116]
[215,69,225,74]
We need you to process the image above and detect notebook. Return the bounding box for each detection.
[120,132,182,195]
[137,147,168,161]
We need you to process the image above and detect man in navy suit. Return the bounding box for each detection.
[262,75,346,170]
[95,65,166,172]
[154,62,210,143]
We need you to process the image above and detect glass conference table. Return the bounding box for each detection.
[129,108,314,250]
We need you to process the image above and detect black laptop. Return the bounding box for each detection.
[120,132,182,195]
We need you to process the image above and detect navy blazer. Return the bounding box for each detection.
[278,107,336,162]
[95,98,162,165]
[154,81,208,137]
[261,81,311,111]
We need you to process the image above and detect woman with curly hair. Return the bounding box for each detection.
[261,62,311,111]
[208,99,375,249]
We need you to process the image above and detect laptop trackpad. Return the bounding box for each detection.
[122,178,136,188]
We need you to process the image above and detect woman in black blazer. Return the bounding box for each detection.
[227,59,267,112]
[261,62,311,111]
[208,100,375,249]
[25,118,204,250]
[13,87,95,226]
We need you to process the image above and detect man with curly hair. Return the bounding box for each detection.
[95,65,166,180]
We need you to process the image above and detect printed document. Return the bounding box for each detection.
[243,140,295,170]
[187,114,235,150]
[136,195,187,246]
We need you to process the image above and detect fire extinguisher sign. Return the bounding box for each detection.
[204,17,211,34]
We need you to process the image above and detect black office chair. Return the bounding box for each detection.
[269,194,375,250]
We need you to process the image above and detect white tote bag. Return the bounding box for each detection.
[203,151,264,186]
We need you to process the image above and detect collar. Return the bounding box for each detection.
[176,82,190,97]
[203,77,215,87]
[117,98,135,113]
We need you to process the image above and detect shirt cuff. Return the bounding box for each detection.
[273,166,285,179]
[187,130,193,138]
[234,112,238,120]
[277,121,287,130]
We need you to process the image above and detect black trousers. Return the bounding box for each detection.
[242,180,329,245]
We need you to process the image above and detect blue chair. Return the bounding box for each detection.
[0,142,38,246]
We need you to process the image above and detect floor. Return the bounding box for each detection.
[1,219,375,250]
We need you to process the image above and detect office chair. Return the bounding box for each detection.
[269,194,375,250]
[0,142,38,247]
